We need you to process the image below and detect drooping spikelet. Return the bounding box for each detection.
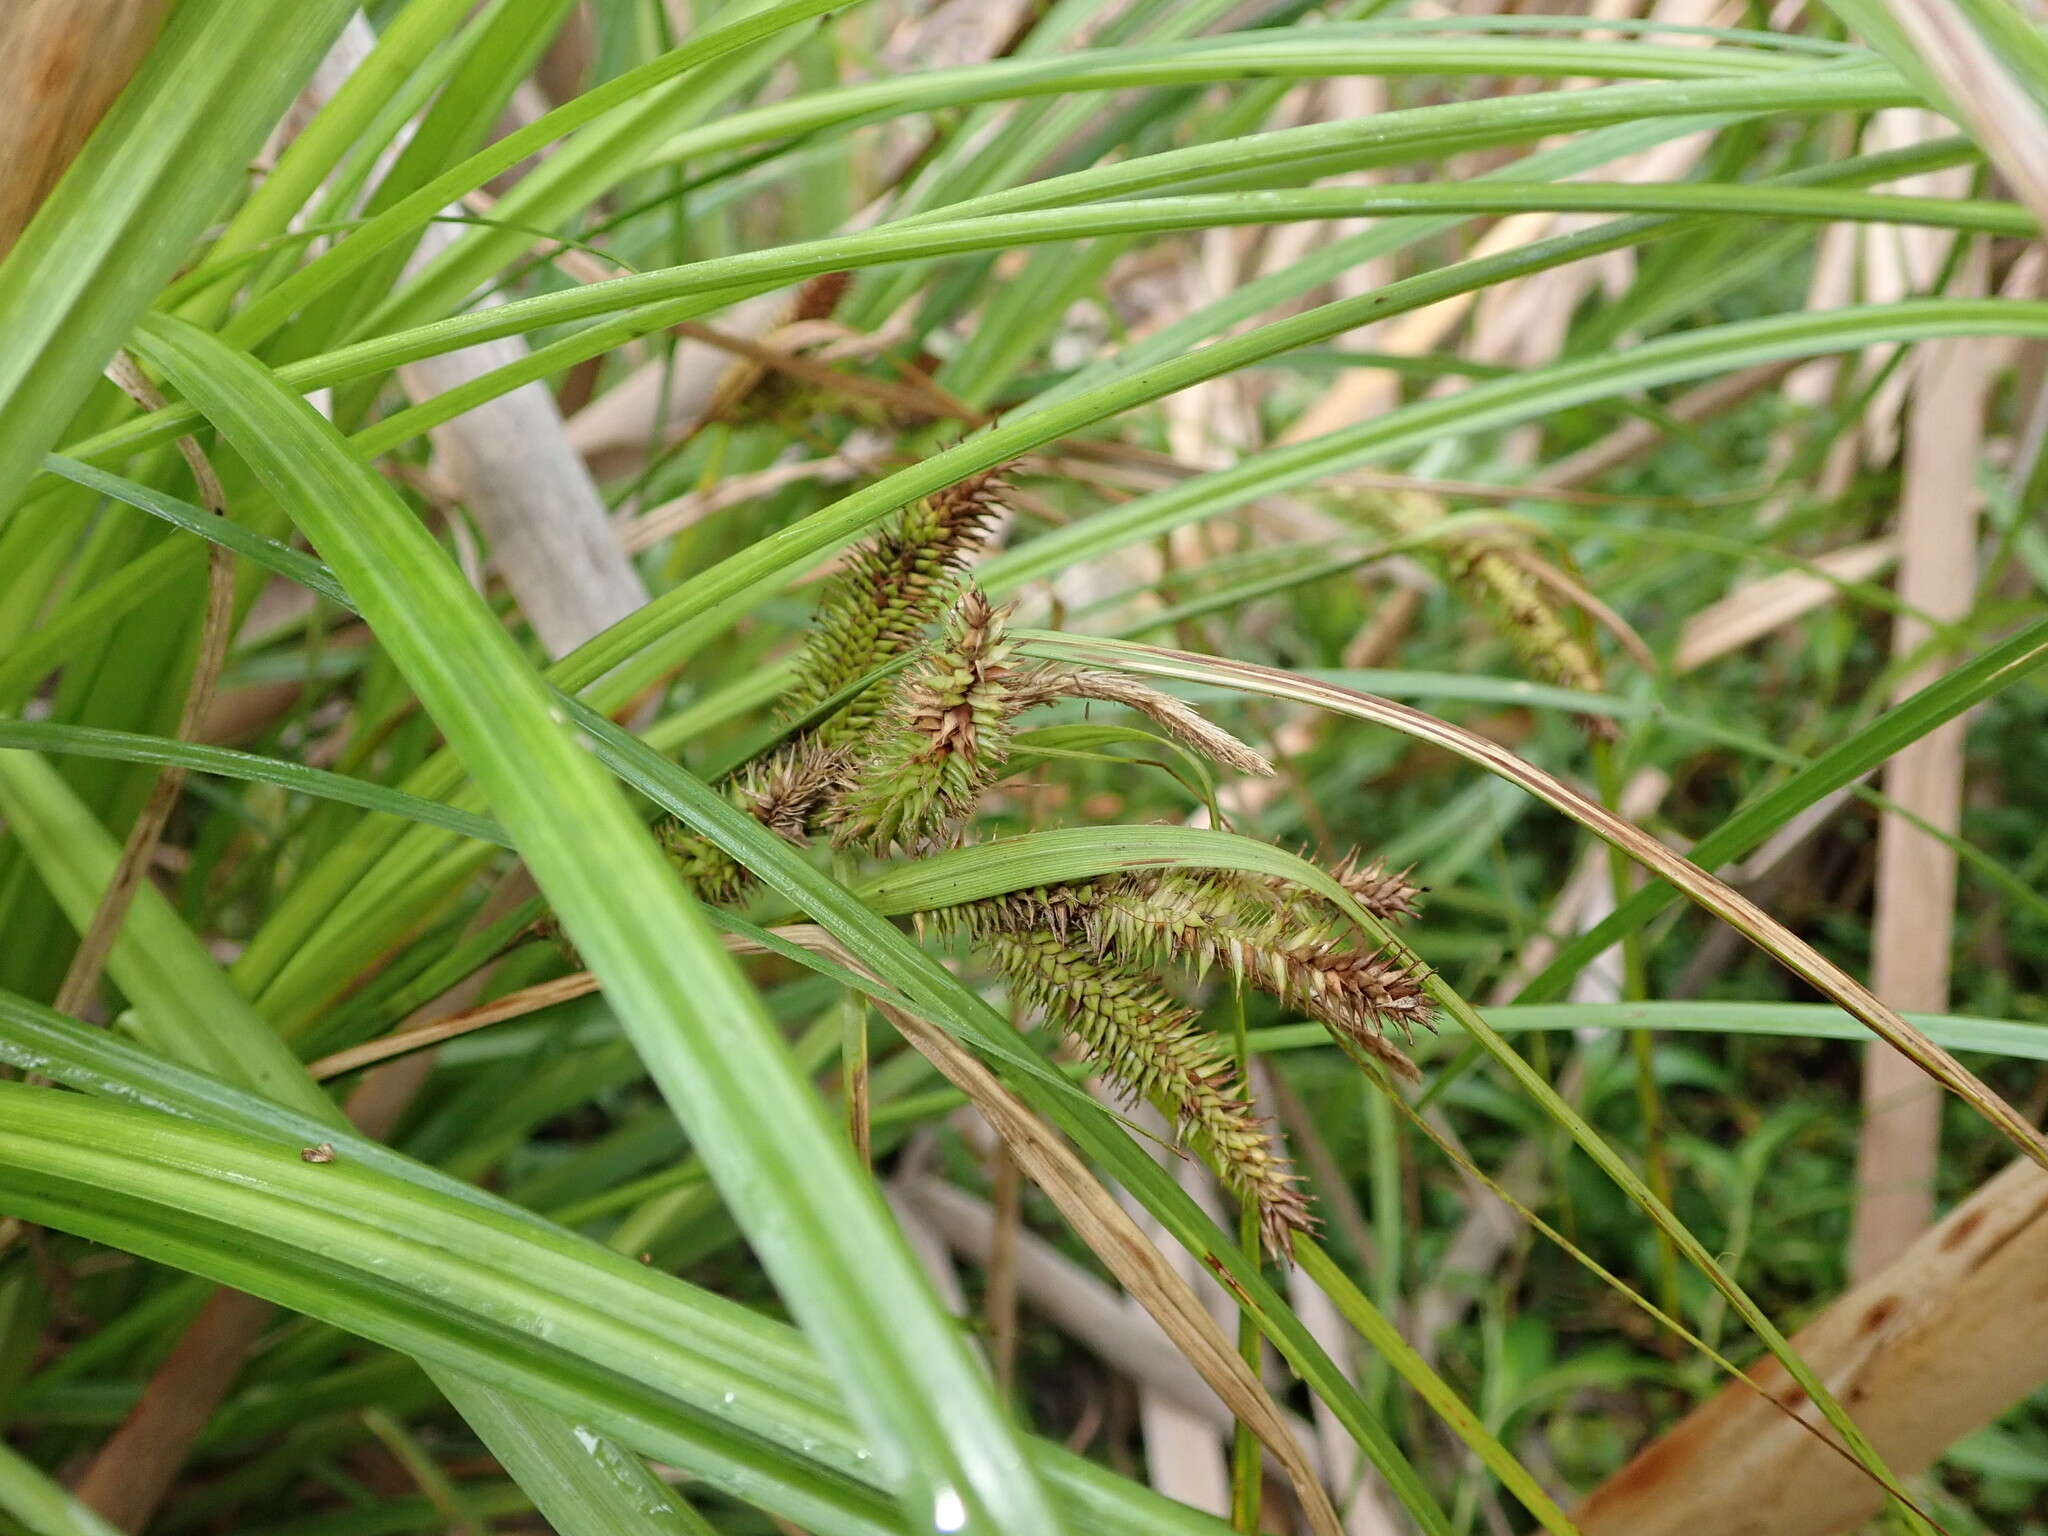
[830,589,1020,853]
[995,869,1433,1081]
[784,472,1008,744]
[966,919,1312,1255]
[789,268,854,326]
[1360,490,1613,737]
[1132,873,1430,1058]
[1282,950,1435,1081]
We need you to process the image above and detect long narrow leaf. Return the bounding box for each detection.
[0,722,507,848]
[0,0,355,515]
[0,992,1225,1536]
[130,313,1065,1536]
[1519,618,2048,1001]
[1013,633,2048,1169]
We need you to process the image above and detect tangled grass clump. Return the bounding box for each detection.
[632,473,1435,1253]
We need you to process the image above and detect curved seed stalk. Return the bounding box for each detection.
[945,909,1313,1258]
[1015,637,2048,1177]
[1009,667,1274,777]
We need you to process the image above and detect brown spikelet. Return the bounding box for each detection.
[1332,851,1426,924]
[744,271,853,422]
[739,740,856,843]
[1298,953,1431,1081]
[703,271,854,425]
[1004,869,1433,1076]
[528,910,580,969]
[968,920,1313,1255]
[790,269,852,324]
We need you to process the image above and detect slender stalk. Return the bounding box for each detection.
[835,849,871,1169]
[1590,734,1680,1343]
[1363,1084,1402,1423]
[989,1149,1023,1399]
[1228,985,1263,1535]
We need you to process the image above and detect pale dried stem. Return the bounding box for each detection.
[397,279,648,657]
[1401,389,1977,1335]
[1885,0,2048,235]
[310,970,603,1079]
[1341,586,1423,672]
[987,1147,1024,1395]
[1674,539,1897,673]
[1849,258,1992,1279]
[291,11,647,660]
[897,1174,1235,1433]
[882,1166,975,1321]
[1859,111,1972,470]
[1022,668,1275,777]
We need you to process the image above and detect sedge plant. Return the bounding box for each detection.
[2,3,2048,1535]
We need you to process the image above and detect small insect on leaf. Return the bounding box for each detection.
[300,1143,336,1165]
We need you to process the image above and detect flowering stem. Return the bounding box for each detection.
[834,849,870,1167]
[1591,733,1678,1343]
[1228,982,1263,1535]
